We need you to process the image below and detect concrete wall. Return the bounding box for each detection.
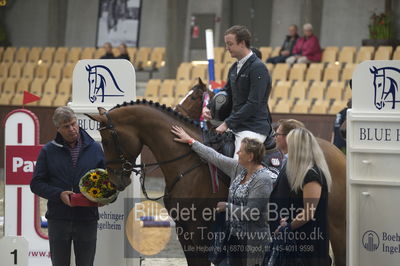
[137,0,167,47]
[320,0,385,47]
[64,0,99,47]
[5,0,52,46]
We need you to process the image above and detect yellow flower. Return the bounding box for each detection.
[88,187,102,198]
[107,182,116,190]
[89,172,100,182]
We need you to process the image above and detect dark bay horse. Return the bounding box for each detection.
[175,80,347,266]
[86,101,229,266]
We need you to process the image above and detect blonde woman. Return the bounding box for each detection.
[275,127,332,266]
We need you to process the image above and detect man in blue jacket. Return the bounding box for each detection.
[203,25,272,158]
[31,106,104,266]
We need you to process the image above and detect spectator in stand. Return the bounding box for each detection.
[116,43,130,61]
[267,24,299,64]
[286,23,322,64]
[100,42,115,59]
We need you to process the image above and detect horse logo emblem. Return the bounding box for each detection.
[85,65,124,103]
[362,230,379,252]
[370,66,400,110]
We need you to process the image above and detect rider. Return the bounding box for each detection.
[203,25,273,159]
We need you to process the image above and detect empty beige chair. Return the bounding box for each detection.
[144,47,165,70]
[176,62,192,80]
[53,47,68,64]
[15,47,29,62]
[223,50,235,64]
[144,79,161,101]
[308,81,327,100]
[0,62,11,78]
[35,63,50,79]
[329,100,347,114]
[292,99,311,114]
[191,64,208,81]
[134,47,151,70]
[0,78,18,105]
[94,47,106,59]
[41,47,56,64]
[323,63,341,82]
[325,81,345,101]
[62,62,75,80]
[67,47,81,63]
[272,80,291,100]
[374,46,393,60]
[338,46,356,64]
[53,78,72,106]
[355,46,374,63]
[22,62,36,79]
[11,78,32,105]
[322,47,338,63]
[214,47,225,63]
[159,79,176,98]
[266,63,274,73]
[259,46,272,62]
[27,47,42,63]
[273,99,291,113]
[2,47,16,63]
[393,46,400,60]
[290,81,308,100]
[221,63,232,81]
[270,46,281,57]
[272,63,289,84]
[27,78,45,106]
[341,63,356,81]
[127,47,137,62]
[48,63,63,81]
[305,63,324,81]
[80,47,95,59]
[39,78,59,106]
[9,62,23,79]
[289,63,307,81]
[159,96,175,107]
[310,100,329,114]
[343,83,352,101]
[0,47,3,61]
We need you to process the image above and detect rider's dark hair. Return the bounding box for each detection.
[225,25,251,48]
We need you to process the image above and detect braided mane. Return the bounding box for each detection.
[109,99,202,129]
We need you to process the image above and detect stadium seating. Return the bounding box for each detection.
[15,47,29,62]
[2,47,16,62]
[323,63,341,82]
[374,46,393,60]
[289,63,306,81]
[338,46,356,63]
[27,47,42,63]
[272,63,289,84]
[322,46,338,63]
[11,78,32,105]
[259,46,272,62]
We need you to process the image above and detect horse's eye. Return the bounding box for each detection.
[191,96,197,100]
[91,79,95,83]
[378,83,382,87]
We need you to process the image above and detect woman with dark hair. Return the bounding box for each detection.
[171,125,275,266]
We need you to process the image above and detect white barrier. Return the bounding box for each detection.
[70,59,141,266]
[3,109,49,265]
[348,60,400,265]
[0,236,29,266]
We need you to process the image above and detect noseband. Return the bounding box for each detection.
[98,111,205,200]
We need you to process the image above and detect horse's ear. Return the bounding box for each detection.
[97,107,107,115]
[84,113,104,123]
[370,66,377,74]
[85,65,90,71]
[198,78,204,85]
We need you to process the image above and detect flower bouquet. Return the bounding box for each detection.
[78,168,119,205]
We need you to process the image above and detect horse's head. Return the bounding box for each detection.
[86,65,105,103]
[370,66,400,110]
[85,107,143,191]
[175,78,214,120]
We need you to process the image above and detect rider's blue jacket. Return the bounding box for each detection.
[30,128,104,221]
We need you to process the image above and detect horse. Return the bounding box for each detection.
[85,64,125,103]
[86,101,230,266]
[370,66,400,110]
[175,79,347,266]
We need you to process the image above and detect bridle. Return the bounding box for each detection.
[98,111,205,200]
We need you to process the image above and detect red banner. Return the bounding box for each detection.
[5,145,43,185]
